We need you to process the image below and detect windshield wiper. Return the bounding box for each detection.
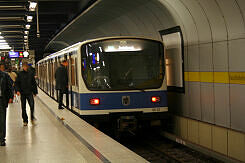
[119,81,146,92]
[128,83,145,92]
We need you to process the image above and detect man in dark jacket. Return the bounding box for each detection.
[15,62,38,126]
[55,60,68,110]
[0,63,14,146]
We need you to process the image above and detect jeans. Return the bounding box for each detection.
[20,94,35,123]
[0,107,6,142]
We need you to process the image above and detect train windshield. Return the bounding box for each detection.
[81,38,164,91]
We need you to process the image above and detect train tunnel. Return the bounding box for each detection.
[44,0,245,162]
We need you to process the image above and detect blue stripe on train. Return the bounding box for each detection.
[79,91,167,110]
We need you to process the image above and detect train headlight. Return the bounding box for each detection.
[151,96,160,103]
[90,98,100,105]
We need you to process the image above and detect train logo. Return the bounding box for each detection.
[122,96,130,106]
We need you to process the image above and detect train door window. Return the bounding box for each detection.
[71,57,75,86]
[75,58,78,86]
[159,26,184,93]
[48,61,52,82]
[54,57,57,80]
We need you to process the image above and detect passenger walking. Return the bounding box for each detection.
[7,67,17,83]
[15,62,38,126]
[7,68,17,103]
[0,63,14,146]
[55,60,68,110]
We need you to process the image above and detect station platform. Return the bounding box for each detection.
[0,89,148,163]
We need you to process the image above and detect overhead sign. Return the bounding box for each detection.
[9,51,19,58]
[8,51,29,58]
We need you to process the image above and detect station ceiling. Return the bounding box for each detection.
[0,0,95,60]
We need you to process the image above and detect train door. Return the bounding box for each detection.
[54,57,58,100]
[48,60,52,96]
[43,63,45,91]
[72,56,79,110]
[69,53,79,110]
[49,60,53,96]
[45,62,48,92]
[67,53,72,110]
[51,59,54,98]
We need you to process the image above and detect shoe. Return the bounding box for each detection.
[58,107,64,110]
[31,118,37,125]
[23,122,28,126]
[0,141,6,146]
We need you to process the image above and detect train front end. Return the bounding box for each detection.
[79,37,168,124]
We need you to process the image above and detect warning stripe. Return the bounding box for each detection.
[185,72,245,84]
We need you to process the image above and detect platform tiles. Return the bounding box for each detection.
[23,88,148,163]
[0,98,105,163]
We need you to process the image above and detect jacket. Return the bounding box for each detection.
[0,71,14,108]
[55,65,68,93]
[15,70,38,95]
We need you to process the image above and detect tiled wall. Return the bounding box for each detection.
[172,116,245,162]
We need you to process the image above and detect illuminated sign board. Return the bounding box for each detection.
[9,51,19,58]
[8,51,29,58]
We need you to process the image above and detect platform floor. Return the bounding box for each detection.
[0,97,102,163]
[0,89,148,163]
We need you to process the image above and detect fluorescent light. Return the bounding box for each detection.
[0,45,11,49]
[27,16,33,22]
[25,24,31,29]
[29,2,37,11]
[24,36,28,39]
[24,31,29,35]
[0,36,4,39]
[0,40,6,43]
[0,43,8,45]
[24,40,28,42]
[0,47,11,49]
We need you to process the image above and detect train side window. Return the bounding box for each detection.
[159,26,185,93]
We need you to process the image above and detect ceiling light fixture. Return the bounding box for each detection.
[24,36,28,39]
[29,2,37,11]
[25,24,31,29]
[26,15,33,22]
[0,43,8,45]
[24,31,29,35]
[0,45,11,49]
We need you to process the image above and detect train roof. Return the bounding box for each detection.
[37,36,163,64]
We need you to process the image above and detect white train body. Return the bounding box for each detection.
[37,37,168,121]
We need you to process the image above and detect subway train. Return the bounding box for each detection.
[37,37,168,131]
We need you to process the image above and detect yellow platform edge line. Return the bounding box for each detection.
[184,72,245,84]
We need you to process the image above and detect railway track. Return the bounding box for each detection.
[117,129,223,163]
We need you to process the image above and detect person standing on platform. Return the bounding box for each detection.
[0,63,5,72]
[15,62,38,126]
[0,62,14,146]
[55,60,68,110]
